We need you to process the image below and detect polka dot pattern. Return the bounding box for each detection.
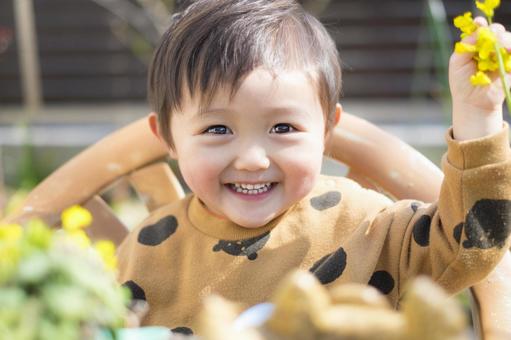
[310,191,342,211]
[368,270,395,295]
[309,247,347,285]
[171,327,193,335]
[122,280,146,301]
[212,231,270,260]
[462,199,511,249]
[412,215,431,247]
[411,202,421,213]
[138,215,178,246]
[453,223,463,244]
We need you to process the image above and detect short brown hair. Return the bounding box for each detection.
[148,0,341,145]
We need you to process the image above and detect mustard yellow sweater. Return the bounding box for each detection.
[117,126,511,334]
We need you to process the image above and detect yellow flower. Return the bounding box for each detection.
[0,223,23,243]
[500,47,511,72]
[478,58,498,71]
[476,27,497,59]
[0,224,23,282]
[470,71,492,85]
[476,0,501,18]
[68,229,91,248]
[455,42,476,53]
[25,219,53,249]
[94,240,118,271]
[0,242,21,282]
[454,12,478,38]
[61,205,92,232]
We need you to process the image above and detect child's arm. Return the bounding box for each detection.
[378,19,511,299]
[450,17,509,140]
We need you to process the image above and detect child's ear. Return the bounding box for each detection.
[147,112,178,159]
[324,103,342,143]
[334,103,342,126]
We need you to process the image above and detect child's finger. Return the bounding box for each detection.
[490,23,506,34]
[451,33,478,68]
[474,16,488,27]
[498,31,511,51]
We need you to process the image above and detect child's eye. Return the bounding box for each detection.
[270,123,296,134]
[203,125,232,134]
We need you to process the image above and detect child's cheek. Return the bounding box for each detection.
[279,146,323,199]
[179,154,225,195]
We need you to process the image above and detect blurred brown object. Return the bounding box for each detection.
[0,26,13,56]
[197,270,468,340]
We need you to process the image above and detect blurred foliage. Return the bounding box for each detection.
[412,0,453,121]
[0,207,128,339]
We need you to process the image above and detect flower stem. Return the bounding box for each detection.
[494,42,511,118]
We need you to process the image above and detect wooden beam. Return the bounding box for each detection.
[13,0,43,115]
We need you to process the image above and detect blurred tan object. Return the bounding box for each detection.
[197,270,468,340]
[14,0,42,114]
[1,114,510,339]
[198,296,263,340]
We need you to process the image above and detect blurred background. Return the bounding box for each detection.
[1,0,511,219]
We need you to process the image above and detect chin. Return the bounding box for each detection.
[236,219,268,229]
[235,207,286,228]
[233,214,274,229]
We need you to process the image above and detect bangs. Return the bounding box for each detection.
[148,0,341,144]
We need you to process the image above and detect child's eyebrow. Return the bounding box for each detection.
[197,107,234,117]
[198,106,312,118]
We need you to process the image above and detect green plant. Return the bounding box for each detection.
[0,206,128,339]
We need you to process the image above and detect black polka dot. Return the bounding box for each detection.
[122,280,146,301]
[171,327,193,335]
[310,191,342,211]
[138,215,178,246]
[411,202,421,212]
[212,232,270,260]
[453,223,463,244]
[368,270,395,295]
[309,247,347,284]
[413,215,431,247]
[462,199,511,249]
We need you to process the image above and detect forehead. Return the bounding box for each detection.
[183,68,323,116]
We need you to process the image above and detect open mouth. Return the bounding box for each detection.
[227,182,275,195]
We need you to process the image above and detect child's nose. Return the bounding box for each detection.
[233,145,270,171]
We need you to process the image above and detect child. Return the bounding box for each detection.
[117,0,511,333]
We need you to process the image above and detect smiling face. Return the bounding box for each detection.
[155,68,330,228]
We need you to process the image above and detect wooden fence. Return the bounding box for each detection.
[1,0,511,104]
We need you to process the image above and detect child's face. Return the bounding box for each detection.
[165,68,329,228]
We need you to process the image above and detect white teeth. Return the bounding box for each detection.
[230,182,273,194]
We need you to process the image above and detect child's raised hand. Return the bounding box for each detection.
[449,17,511,140]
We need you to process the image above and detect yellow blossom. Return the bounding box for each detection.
[0,223,23,243]
[25,219,53,249]
[476,0,501,18]
[470,71,492,85]
[68,229,91,248]
[455,42,476,53]
[478,58,498,71]
[61,205,92,232]
[454,12,478,38]
[500,47,511,72]
[0,242,21,282]
[476,27,497,59]
[94,240,118,271]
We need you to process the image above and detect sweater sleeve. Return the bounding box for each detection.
[382,123,511,297]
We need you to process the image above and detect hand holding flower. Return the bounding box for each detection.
[450,17,511,140]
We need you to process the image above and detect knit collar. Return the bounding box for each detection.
[187,195,288,240]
